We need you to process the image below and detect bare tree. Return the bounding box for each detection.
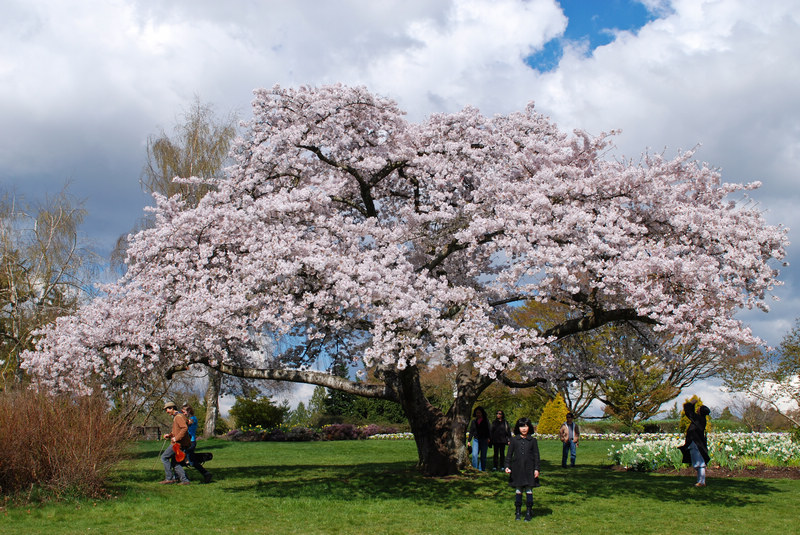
[728,396,772,431]
[0,187,97,389]
[513,302,720,423]
[140,98,237,205]
[592,324,720,426]
[111,98,238,271]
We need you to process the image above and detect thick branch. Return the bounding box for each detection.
[418,230,503,274]
[167,358,398,402]
[542,308,657,341]
[489,295,526,307]
[298,144,377,217]
[497,375,547,389]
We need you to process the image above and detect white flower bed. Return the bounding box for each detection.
[607,432,800,471]
[368,432,415,440]
[535,432,667,441]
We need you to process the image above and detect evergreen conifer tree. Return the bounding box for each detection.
[537,395,569,435]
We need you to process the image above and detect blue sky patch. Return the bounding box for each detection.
[526,0,661,72]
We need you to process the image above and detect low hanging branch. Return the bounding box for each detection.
[167,358,398,402]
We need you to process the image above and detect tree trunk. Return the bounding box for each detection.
[203,368,221,438]
[405,393,467,476]
[384,365,486,476]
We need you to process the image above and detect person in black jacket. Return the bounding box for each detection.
[677,401,711,487]
[490,410,512,471]
[468,406,491,471]
[504,417,540,521]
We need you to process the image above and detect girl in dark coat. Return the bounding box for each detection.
[490,410,512,471]
[504,417,540,521]
[677,401,711,487]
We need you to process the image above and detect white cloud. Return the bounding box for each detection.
[2,0,798,406]
[352,0,565,115]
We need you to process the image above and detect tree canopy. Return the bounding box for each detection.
[22,85,788,474]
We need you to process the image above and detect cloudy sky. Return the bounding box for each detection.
[2,0,799,411]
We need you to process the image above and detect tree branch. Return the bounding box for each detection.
[167,358,398,402]
[542,308,657,341]
[489,295,526,307]
[497,375,547,389]
[418,230,503,274]
[297,144,378,217]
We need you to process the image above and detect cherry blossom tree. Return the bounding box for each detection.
[22,85,787,475]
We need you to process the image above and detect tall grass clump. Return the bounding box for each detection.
[0,388,130,501]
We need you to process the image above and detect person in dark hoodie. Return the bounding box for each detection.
[678,400,711,487]
[504,417,540,521]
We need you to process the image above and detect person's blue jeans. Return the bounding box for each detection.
[472,438,489,470]
[689,441,706,484]
[161,444,190,483]
[688,442,706,468]
[561,441,576,467]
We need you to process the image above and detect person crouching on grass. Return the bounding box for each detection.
[504,417,540,521]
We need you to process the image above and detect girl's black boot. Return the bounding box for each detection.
[514,493,522,520]
[524,493,533,522]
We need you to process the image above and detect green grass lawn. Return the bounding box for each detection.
[1,438,796,534]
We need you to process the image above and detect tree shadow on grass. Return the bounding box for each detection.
[542,464,781,507]
[217,459,787,509]
[109,450,790,510]
[531,506,555,519]
[218,462,507,506]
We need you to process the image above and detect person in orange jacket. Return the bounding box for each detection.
[159,401,191,485]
